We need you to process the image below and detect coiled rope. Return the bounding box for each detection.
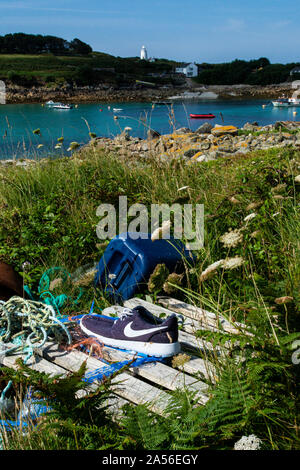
[0,296,72,357]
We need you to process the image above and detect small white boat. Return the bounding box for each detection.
[52,103,73,109]
[113,108,123,112]
[272,95,300,107]
[272,99,291,107]
[45,100,62,107]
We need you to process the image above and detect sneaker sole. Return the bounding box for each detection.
[79,317,181,358]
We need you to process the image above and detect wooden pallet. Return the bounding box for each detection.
[0,297,244,418]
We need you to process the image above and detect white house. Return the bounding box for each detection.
[290,66,300,76]
[175,62,198,78]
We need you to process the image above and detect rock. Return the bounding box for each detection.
[200,142,211,151]
[243,122,259,131]
[147,128,161,140]
[274,121,285,130]
[196,122,213,134]
[175,127,191,134]
[211,125,238,137]
[184,148,202,158]
[217,144,234,153]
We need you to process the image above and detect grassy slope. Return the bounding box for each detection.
[0,145,299,306]
[0,145,299,449]
[0,53,178,84]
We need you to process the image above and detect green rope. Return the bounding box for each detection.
[0,297,72,356]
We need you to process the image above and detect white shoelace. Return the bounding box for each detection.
[119,308,134,321]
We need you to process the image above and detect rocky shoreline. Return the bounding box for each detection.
[2,119,300,168]
[4,82,295,104]
[86,120,300,164]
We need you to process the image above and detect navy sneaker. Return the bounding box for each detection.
[79,306,180,357]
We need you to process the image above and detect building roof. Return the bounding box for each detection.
[176,62,197,68]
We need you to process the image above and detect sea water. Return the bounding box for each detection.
[0,99,298,160]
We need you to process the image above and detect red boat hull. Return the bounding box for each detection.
[190,113,215,119]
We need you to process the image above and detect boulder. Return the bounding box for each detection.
[243,122,259,131]
[196,122,213,134]
[211,125,238,137]
[175,127,191,134]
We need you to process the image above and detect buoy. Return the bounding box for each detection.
[108,106,111,110]
[293,111,297,116]
[100,108,103,112]
[262,104,266,109]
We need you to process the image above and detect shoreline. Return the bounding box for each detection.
[4,82,295,104]
[2,119,300,167]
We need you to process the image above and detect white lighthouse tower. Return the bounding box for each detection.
[140,45,148,60]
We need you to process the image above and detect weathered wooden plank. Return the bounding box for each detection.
[0,345,67,377]
[94,343,209,403]
[35,342,174,416]
[174,355,217,383]
[122,299,209,334]
[0,342,130,420]
[157,296,244,334]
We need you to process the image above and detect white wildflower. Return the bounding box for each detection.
[244,212,257,222]
[223,256,244,270]
[22,261,31,272]
[199,259,224,282]
[295,175,300,183]
[151,220,171,242]
[220,229,243,248]
[234,434,262,450]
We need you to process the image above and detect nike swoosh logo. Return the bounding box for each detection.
[123,322,168,338]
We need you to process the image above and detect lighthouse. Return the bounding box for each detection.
[140,45,148,60]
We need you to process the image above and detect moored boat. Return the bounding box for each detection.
[272,99,291,107]
[190,113,216,119]
[52,103,73,109]
[45,100,62,107]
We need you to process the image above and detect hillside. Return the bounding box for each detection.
[0,51,180,89]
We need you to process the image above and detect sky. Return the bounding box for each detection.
[0,0,299,64]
